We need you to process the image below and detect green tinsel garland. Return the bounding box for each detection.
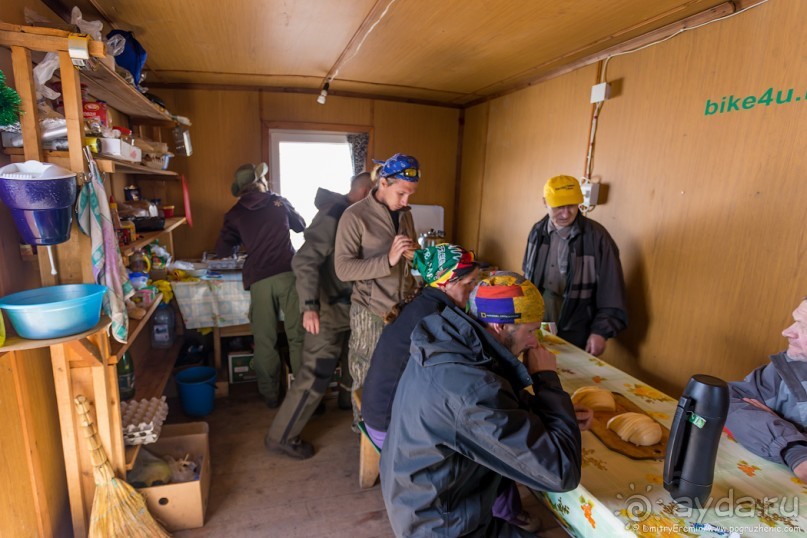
[0,69,22,127]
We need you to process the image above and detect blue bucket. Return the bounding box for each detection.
[175,366,217,417]
[0,284,107,339]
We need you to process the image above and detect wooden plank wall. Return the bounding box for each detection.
[459,0,807,395]
[160,90,460,259]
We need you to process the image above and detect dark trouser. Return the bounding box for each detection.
[249,272,305,401]
[267,301,350,443]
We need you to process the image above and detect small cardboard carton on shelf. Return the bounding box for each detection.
[136,422,211,532]
[99,138,143,162]
[228,351,257,384]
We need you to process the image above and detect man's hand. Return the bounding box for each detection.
[742,397,777,416]
[388,235,416,266]
[574,405,594,431]
[585,334,607,356]
[525,345,557,375]
[794,461,807,483]
[302,311,320,335]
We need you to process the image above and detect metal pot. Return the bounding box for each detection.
[417,229,446,249]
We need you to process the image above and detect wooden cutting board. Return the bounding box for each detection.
[587,393,669,460]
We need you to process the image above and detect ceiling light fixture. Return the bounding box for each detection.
[316,82,330,105]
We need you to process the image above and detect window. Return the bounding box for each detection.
[269,131,355,249]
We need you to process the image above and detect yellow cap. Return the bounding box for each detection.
[543,175,583,208]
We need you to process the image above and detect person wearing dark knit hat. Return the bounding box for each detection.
[362,243,480,449]
[215,162,306,410]
[380,271,585,537]
[523,174,628,356]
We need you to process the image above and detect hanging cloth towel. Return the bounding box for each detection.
[76,149,134,343]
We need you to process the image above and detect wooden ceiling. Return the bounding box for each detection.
[66,0,730,106]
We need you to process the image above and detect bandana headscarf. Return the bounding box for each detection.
[469,271,544,324]
[412,243,476,287]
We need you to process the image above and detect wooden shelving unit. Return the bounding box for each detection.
[123,338,184,470]
[0,24,192,536]
[121,217,187,257]
[109,294,163,360]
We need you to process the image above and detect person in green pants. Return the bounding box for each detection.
[265,172,373,459]
[216,162,306,407]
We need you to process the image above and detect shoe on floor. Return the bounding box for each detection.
[510,510,542,533]
[337,389,352,410]
[264,435,315,460]
[313,401,326,415]
[265,396,280,409]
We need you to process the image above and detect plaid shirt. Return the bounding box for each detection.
[523,214,628,348]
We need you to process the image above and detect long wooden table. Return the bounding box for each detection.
[537,334,807,537]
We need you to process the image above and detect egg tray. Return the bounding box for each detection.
[120,396,169,446]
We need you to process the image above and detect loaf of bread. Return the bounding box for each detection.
[606,412,662,446]
[571,386,616,411]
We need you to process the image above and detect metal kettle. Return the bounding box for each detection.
[418,229,446,249]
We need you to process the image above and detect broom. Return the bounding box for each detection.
[74,395,171,538]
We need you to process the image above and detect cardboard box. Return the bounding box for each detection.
[99,137,142,162]
[137,422,210,532]
[228,352,257,384]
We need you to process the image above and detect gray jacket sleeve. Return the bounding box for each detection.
[726,364,807,469]
[291,211,334,313]
[455,371,582,493]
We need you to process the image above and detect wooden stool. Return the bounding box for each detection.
[353,390,380,488]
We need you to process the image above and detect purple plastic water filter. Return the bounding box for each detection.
[0,161,77,245]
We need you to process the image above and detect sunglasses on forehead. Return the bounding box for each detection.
[395,168,420,178]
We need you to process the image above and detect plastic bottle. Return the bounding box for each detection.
[151,303,175,349]
[117,351,135,400]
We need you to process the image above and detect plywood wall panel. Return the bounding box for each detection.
[457,0,807,395]
[456,103,489,252]
[373,101,460,240]
[261,93,374,126]
[164,90,262,259]
[476,65,596,272]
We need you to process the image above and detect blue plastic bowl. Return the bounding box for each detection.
[0,284,107,339]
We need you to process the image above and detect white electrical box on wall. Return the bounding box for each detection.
[590,82,611,104]
[581,182,600,206]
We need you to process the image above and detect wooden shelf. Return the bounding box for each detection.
[0,316,111,355]
[124,337,184,469]
[97,156,178,176]
[79,59,174,122]
[122,217,187,257]
[109,294,164,360]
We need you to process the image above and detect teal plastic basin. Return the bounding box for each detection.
[0,284,107,339]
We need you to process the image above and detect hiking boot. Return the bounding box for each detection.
[264,435,315,460]
[337,389,352,410]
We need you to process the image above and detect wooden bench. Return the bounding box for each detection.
[353,390,380,488]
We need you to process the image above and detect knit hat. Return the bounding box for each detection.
[543,175,583,208]
[469,272,544,324]
[231,162,269,196]
[372,153,420,182]
[412,244,477,287]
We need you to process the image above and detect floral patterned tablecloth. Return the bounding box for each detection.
[538,335,807,537]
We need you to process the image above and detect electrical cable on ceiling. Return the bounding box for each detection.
[579,0,769,215]
[317,0,399,103]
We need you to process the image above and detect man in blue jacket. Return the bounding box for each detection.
[726,297,807,482]
[381,272,582,537]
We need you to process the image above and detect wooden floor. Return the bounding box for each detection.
[172,385,569,537]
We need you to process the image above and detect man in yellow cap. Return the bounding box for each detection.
[522,175,627,355]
